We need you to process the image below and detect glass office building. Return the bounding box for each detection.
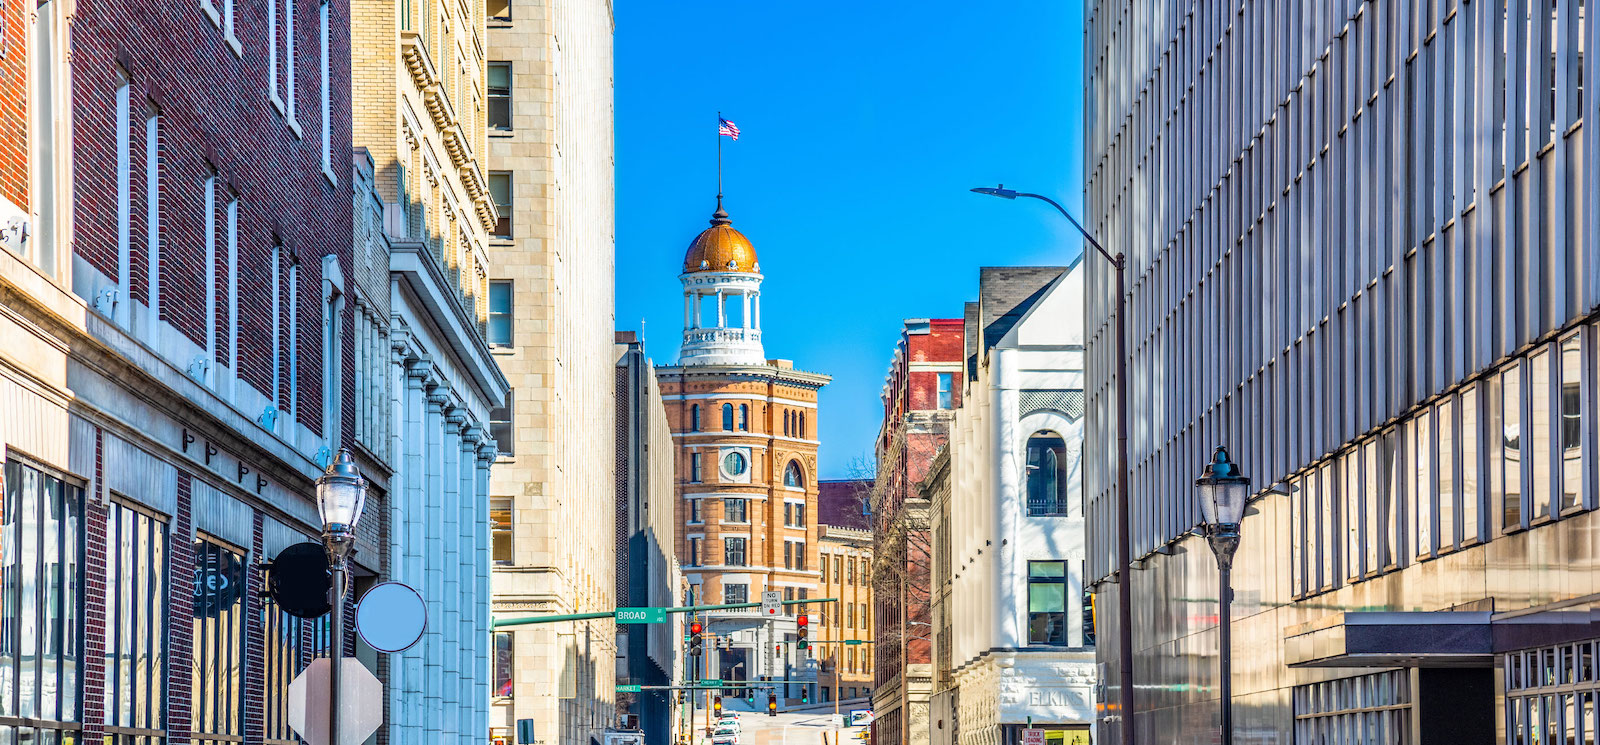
[1083,1,1596,743]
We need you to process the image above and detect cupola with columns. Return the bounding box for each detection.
[679,197,766,365]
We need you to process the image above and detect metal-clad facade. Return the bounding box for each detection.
[1084,0,1598,739]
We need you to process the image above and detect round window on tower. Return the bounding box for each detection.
[722,451,748,476]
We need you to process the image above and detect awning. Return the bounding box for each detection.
[1285,607,1600,668]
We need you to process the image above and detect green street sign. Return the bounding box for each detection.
[616,684,642,693]
[615,607,667,624]
[845,639,864,645]
[700,679,724,687]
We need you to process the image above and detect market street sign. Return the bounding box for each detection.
[615,607,667,624]
[845,639,864,645]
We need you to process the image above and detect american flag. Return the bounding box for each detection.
[718,117,740,140]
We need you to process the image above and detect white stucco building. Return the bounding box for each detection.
[933,264,1094,745]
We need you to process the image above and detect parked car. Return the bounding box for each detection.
[711,725,741,745]
[849,710,875,727]
[715,717,742,732]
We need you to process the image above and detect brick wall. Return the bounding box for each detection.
[70,0,356,438]
[0,0,26,210]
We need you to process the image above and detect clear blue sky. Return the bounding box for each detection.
[615,1,1086,479]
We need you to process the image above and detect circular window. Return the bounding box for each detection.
[722,451,748,476]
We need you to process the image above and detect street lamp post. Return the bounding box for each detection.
[316,449,369,745]
[1195,446,1250,745]
[970,185,1135,745]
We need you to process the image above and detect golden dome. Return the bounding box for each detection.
[682,198,759,273]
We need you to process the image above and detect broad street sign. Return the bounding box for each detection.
[616,684,643,693]
[699,679,724,687]
[288,658,384,745]
[615,607,667,624]
[760,591,782,617]
[845,639,864,645]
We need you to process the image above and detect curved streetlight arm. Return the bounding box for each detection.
[1011,192,1119,268]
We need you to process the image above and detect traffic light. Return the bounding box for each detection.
[746,687,755,703]
[714,696,723,717]
[801,686,810,704]
[767,693,778,716]
[796,614,809,650]
[690,621,704,657]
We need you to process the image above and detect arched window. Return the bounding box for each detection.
[722,403,734,431]
[739,404,749,431]
[1025,431,1069,516]
[783,411,791,437]
[798,412,807,439]
[690,404,700,432]
[784,461,804,488]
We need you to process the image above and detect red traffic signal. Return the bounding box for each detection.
[690,621,703,635]
[796,615,808,628]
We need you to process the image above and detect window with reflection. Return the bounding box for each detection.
[1559,332,1584,513]
[1024,432,1069,516]
[722,403,734,431]
[724,498,747,523]
[1531,348,1554,521]
[106,500,169,744]
[1501,364,1525,531]
[739,404,749,431]
[263,604,327,745]
[690,404,701,432]
[0,459,84,738]
[785,461,804,488]
[491,498,514,566]
[1026,561,1067,646]
[192,537,246,744]
[724,538,746,566]
[495,632,514,698]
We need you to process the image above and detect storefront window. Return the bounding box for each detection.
[495,632,514,698]
[0,459,84,734]
[192,537,247,743]
[1027,561,1067,645]
[105,500,169,741]
[264,605,325,745]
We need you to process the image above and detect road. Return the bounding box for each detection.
[683,708,868,745]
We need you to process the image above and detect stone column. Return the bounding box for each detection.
[742,290,752,330]
[459,422,482,736]
[716,289,726,327]
[685,290,696,329]
[753,292,761,331]
[476,439,497,742]
[391,339,421,745]
[442,404,466,736]
[424,380,450,737]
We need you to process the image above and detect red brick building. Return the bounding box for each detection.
[873,318,964,745]
[1,1,368,743]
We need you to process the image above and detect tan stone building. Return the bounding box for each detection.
[816,478,875,704]
[484,1,618,745]
[657,201,830,707]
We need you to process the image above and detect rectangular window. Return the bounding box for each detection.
[487,0,511,21]
[1027,561,1067,646]
[1559,333,1584,513]
[224,196,239,399]
[287,260,300,421]
[202,172,219,385]
[495,632,514,698]
[320,283,342,445]
[0,459,84,729]
[263,607,325,743]
[491,498,513,566]
[1462,385,1481,543]
[690,453,702,483]
[1363,440,1381,576]
[488,280,513,346]
[795,503,806,528]
[784,541,793,569]
[491,392,514,456]
[1532,348,1554,520]
[115,74,132,327]
[1501,364,1526,531]
[688,537,701,566]
[724,537,747,566]
[936,373,953,409]
[488,62,512,129]
[724,498,747,523]
[1438,397,1456,552]
[143,109,162,342]
[834,556,843,586]
[689,498,702,523]
[793,542,805,571]
[1344,452,1362,580]
[1413,412,1433,559]
[319,0,332,179]
[1292,671,1410,743]
[192,537,246,741]
[489,172,513,239]
[106,500,169,734]
[724,584,748,604]
[285,0,297,124]
[784,502,793,526]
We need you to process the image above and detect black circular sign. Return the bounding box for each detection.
[192,542,246,617]
[268,542,332,619]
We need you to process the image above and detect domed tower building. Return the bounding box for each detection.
[657,199,831,710]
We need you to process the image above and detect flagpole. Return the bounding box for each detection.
[716,111,723,201]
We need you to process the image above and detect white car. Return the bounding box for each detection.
[711,725,741,745]
[715,717,742,732]
[850,710,875,726]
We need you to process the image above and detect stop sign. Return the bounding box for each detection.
[288,657,384,745]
